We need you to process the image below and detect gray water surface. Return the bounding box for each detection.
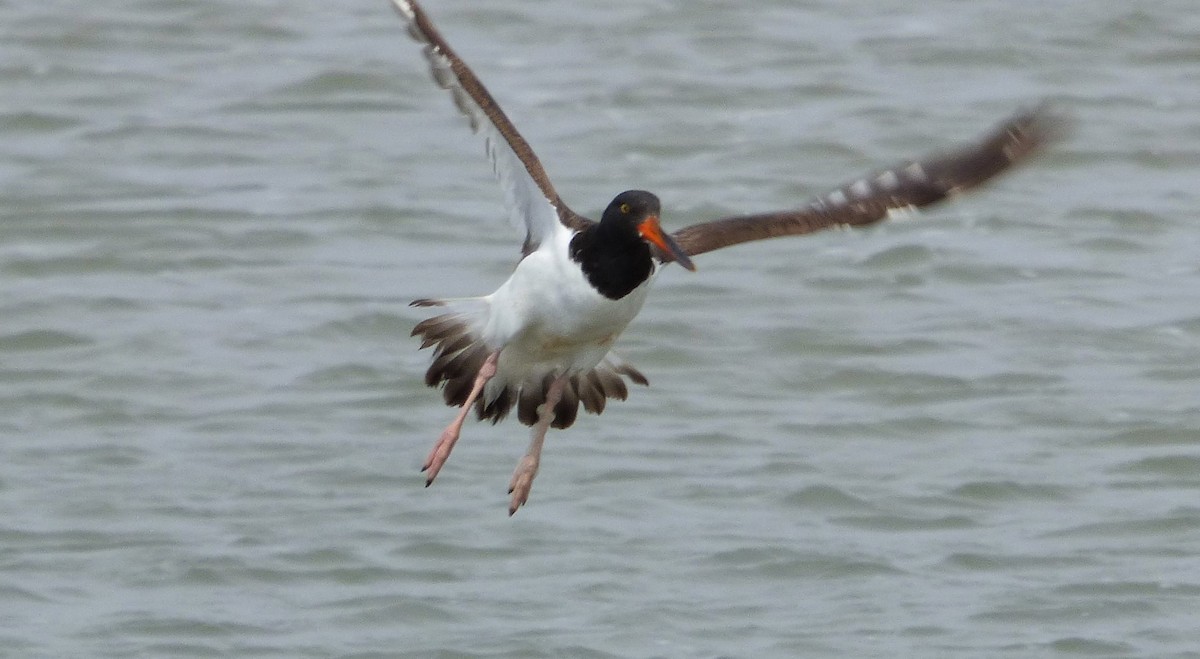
[3,0,1200,657]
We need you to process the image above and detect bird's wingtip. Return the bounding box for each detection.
[1008,101,1073,156]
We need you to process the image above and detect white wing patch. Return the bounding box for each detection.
[393,0,562,253]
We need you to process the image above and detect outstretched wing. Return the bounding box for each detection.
[390,0,593,254]
[671,106,1065,259]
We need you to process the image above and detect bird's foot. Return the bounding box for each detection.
[507,454,540,516]
[421,425,460,487]
[421,351,499,488]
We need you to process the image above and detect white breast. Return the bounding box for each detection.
[481,229,654,377]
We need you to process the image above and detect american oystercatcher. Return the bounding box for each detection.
[390,0,1062,514]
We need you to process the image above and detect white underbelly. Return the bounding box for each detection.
[482,240,654,375]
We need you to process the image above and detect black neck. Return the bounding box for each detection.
[569,223,654,300]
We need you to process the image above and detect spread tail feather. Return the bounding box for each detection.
[412,302,648,428]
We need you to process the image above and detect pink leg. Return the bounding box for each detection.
[507,373,567,516]
[422,351,499,486]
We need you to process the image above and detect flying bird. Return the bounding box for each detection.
[389,0,1061,515]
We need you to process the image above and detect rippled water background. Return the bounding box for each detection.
[4,0,1200,656]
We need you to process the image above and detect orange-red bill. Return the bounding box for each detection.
[638,216,696,271]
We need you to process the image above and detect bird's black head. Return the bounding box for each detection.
[599,190,695,272]
[600,190,661,227]
[569,190,695,300]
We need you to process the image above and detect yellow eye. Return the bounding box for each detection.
[619,203,631,214]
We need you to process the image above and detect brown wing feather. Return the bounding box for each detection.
[390,0,593,247]
[671,105,1066,259]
